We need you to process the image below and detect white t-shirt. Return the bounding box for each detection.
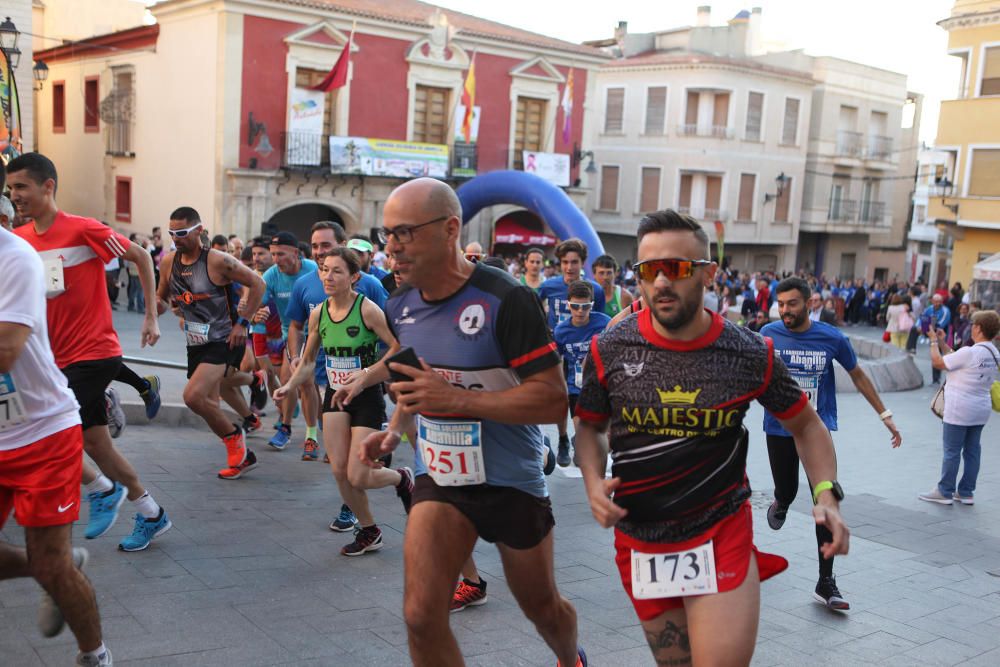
[943,341,1000,426]
[0,228,81,450]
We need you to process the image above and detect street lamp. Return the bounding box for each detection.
[33,60,48,90]
[764,172,791,203]
[0,17,19,53]
[571,143,598,174]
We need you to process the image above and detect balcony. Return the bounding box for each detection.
[866,135,893,161]
[859,200,886,224]
[825,199,888,227]
[281,131,328,169]
[827,198,858,223]
[836,130,864,158]
[677,124,733,139]
[677,206,727,221]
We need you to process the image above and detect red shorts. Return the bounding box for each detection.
[614,502,787,621]
[0,426,84,530]
[252,333,284,366]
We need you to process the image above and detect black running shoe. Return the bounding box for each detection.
[396,467,414,514]
[556,435,571,468]
[767,500,788,530]
[249,370,268,411]
[543,435,556,475]
[814,575,850,611]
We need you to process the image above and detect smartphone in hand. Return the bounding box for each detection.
[386,347,422,383]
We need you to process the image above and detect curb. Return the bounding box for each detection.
[120,401,242,430]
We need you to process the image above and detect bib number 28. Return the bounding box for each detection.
[631,541,718,599]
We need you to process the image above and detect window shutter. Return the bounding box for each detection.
[738,174,755,221]
[644,87,666,134]
[605,88,624,133]
[600,166,620,210]
[640,167,660,212]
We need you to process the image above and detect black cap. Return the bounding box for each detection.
[269,231,298,248]
[250,237,270,250]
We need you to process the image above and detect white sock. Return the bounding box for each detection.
[81,642,107,660]
[133,492,160,519]
[84,475,114,495]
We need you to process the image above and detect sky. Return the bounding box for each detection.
[431,0,959,143]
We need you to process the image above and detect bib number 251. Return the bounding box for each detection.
[631,541,718,599]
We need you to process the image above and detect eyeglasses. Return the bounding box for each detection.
[634,258,711,282]
[465,252,484,263]
[376,215,450,244]
[168,223,202,239]
[568,301,594,311]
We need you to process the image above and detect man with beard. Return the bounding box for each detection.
[761,277,900,611]
[347,234,389,281]
[574,210,849,666]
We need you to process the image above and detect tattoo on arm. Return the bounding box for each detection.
[644,621,691,666]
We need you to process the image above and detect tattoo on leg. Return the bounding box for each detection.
[645,621,691,665]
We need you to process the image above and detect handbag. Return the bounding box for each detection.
[984,346,1000,412]
[882,330,891,343]
[931,382,945,419]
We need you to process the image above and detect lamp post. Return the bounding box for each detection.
[33,60,48,91]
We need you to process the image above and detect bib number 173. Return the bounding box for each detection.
[631,541,718,599]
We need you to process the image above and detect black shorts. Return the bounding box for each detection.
[186,341,245,379]
[412,475,555,550]
[61,356,122,430]
[568,393,579,416]
[322,385,386,430]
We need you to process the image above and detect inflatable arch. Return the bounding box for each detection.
[456,171,606,277]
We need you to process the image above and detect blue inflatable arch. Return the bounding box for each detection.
[456,171,606,277]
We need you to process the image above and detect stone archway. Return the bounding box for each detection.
[265,203,343,242]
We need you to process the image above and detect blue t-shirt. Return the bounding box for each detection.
[537,276,606,330]
[761,320,858,436]
[367,266,389,281]
[262,259,318,338]
[386,264,560,498]
[554,312,611,395]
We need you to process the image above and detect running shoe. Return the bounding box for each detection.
[341,525,383,556]
[104,388,126,439]
[557,647,588,667]
[814,575,850,611]
[218,449,258,480]
[556,435,571,468]
[269,424,291,450]
[38,547,88,637]
[379,453,393,468]
[118,508,173,552]
[543,435,556,475]
[450,578,488,612]
[222,427,248,468]
[302,437,319,461]
[85,482,126,540]
[767,500,788,530]
[396,467,414,513]
[249,370,268,411]
[242,413,262,434]
[139,375,161,420]
[76,648,113,666]
[329,504,358,532]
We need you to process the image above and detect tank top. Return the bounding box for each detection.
[318,293,380,389]
[170,249,234,345]
[520,274,542,293]
[605,284,622,317]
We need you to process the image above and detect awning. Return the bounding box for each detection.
[973,252,1000,282]
[493,216,557,246]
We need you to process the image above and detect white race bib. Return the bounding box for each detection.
[631,540,718,599]
[791,373,819,409]
[184,321,210,346]
[0,373,27,431]
[326,355,362,389]
[43,257,65,298]
[574,360,584,389]
[418,416,486,486]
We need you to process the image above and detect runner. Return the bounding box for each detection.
[592,254,633,317]
[276,247,412,556]
[763,276,901,611]
[520,247,545,292]
[573,209,849,666]
[8,152,170,552]
[249,237,283,399]
[347,234,389,280]
[0,200,113,667]
[463,240,485,263]
[360,178,585,667]
[286,222,388,461]
[553,280,611,466]
[262,232,317,450]
[156,207,266,480]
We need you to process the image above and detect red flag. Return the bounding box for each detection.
[311,27,354,93]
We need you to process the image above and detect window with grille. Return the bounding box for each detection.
[600,166,620,210]
[640,167,660,212]
[514,96,546,170]
[605,87,624,133]
[781,98,799,145]
[84,77,99,132]
[413,85,450,145]
[52,82,65,133]
[644,87,666,135]
[745,92,763,141]
[103,67,134,156]
[737,174,756,221]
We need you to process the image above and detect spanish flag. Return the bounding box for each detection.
[461,52,476,144]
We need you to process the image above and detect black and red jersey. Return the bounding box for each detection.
[576,308,807,543]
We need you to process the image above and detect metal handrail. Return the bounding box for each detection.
[122,355,187,371]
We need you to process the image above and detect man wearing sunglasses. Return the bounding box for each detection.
[574,209,849,667]
[463,240,485,264]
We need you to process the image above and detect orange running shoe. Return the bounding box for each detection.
[222,427,247,468]
[218,450,257,480]
[450,578,487,612]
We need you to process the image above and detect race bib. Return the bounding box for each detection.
[418,416,486,486]
[43,257,65,298]
[326,355,362,389]
[0,373,27,431]
[631,540,718,600]
[791,373,819,409]
[184,321,210,346]
[574,360,584,389]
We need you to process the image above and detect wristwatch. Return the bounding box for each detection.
[812,480,844,505]
[236,317,251,329]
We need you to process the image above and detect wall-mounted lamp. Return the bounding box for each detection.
[571,143,598,174]
[32,59,48,91]
[763,172,790,203]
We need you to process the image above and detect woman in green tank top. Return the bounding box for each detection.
[274,248,413,557]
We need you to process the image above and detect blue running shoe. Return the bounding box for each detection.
[118,508,172,552]
[269,424,291,450]
[85,482,126,540]
[329,504,358,532]
[140,375,161,420]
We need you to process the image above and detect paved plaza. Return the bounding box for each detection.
[4,312,1000,666]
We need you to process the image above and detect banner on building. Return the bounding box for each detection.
[286,88,326,166]
[0,53,22,160]
[329,136,449,179]
[453,141,477,178]
[521,151,569,187]
[453,105,480,143]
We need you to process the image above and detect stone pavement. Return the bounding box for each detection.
[5,316,1000,665]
